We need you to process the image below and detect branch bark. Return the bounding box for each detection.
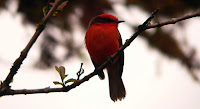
[1,9,199,96]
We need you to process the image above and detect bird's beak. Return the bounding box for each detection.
[117,20,125,23]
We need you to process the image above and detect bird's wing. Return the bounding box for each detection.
[118,34,124,77]
[91,58,105,80]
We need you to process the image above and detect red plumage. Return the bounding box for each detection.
[85,14,126,101]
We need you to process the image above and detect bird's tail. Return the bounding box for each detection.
[107,63,126,102]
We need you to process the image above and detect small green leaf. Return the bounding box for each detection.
[59,66,65,76]
[55,66,60,73]
[59,66,65,80]
[55,66,66,80]
[53,12,58,16]
[63,74,68,80]
[53,81,63,85]
[43,6,48,16]
[65,78,76,84]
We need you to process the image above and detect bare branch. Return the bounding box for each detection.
[0,0,64,94]
[1,71,97,95]
[146,10,200,29]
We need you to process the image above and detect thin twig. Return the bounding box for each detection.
[146,10,200,29]
[1,9,200,96]
[77,63,84,80]
[0,0,64,94]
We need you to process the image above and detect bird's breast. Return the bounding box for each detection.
[85,25,120,65]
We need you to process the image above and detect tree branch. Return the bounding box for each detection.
[0,0,64,94]
[146,10,200,29]
[1,9,200,96]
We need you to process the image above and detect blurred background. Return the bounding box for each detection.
[0,0,200,109]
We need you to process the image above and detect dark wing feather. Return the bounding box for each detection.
[91,58,105,80]
[118,34,124,77]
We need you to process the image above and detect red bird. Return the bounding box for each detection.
[85,14,126,101]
